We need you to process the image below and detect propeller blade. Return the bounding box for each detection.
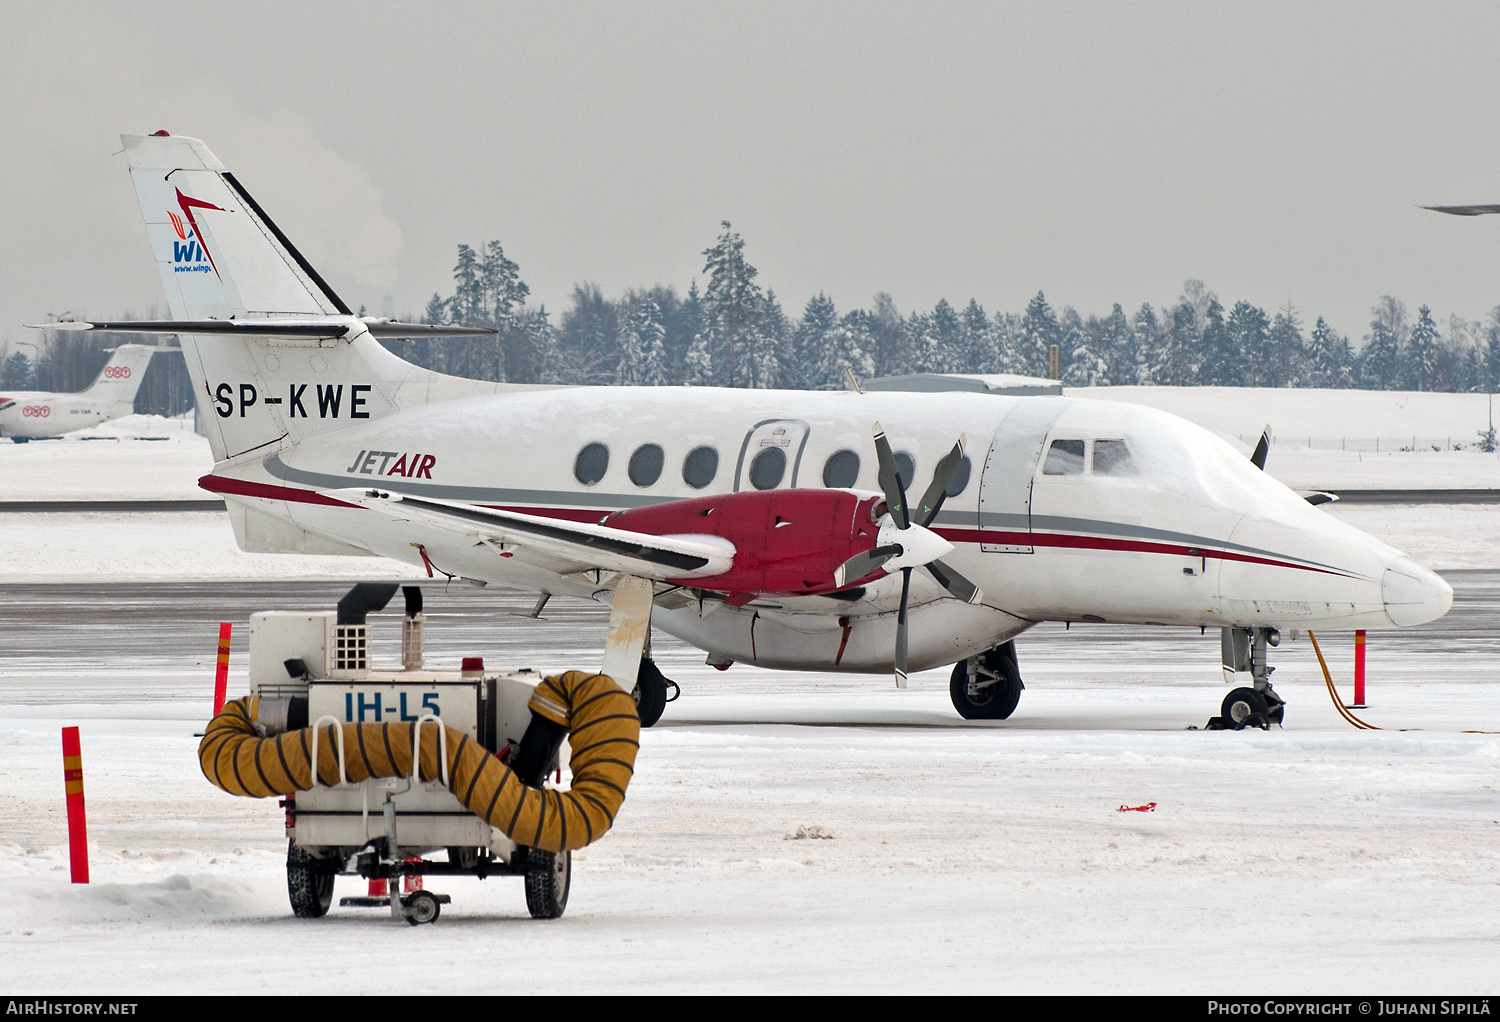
[872,421,910,529]
[833,543,903,588]
[914,434,967,528]
[925,558,982,604]
[1250,426,1271,471]
[894,566,912,688]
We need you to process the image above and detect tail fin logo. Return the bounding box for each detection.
[169,189,226,278]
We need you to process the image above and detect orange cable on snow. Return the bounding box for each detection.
[1307,631,1497,734]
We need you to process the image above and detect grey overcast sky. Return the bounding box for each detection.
[4,1,1500,350]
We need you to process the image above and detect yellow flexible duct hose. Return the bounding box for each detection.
[197,670,640,852]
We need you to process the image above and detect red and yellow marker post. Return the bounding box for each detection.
[61,726,88,884]
[213,622,232,716]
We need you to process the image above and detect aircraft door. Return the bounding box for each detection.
[734,419,811,491]
[977,399,1070,553]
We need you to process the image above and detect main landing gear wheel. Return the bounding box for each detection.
[403,890,441,926]
[524,847,571,919]
[286,839,335,918]
[1221,687,1271,730]
[950,642,1024,720]
[632,657,674,728]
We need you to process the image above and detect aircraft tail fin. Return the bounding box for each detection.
[122,132,348,321]
[116,132,524,464]
[83,344,156,414]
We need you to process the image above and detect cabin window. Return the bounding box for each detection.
[682,445,718,489]
[946,455,972,496]
[1093,439,1137,476]
[574,442,610,485]
[749,447,787,490]
[628,443,665,487]
[894,452,916,490]
[1042,439,1086,476]
[823,449,860,488]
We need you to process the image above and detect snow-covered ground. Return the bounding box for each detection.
[1,392,1497,993]
[1,584,1498,995]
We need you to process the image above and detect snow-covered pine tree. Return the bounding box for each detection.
[684,324,716,386]
[929,299,962,374]
[1359,297,1407,390]
[1269,303,1307,387]
[870,293,907,377]
[1155,300,1199,386]
[1132,304,1160,385]
[1062,311,1108,386]
[702,222,764,388]
[1097,304,1135,385]
[794,292,839,389]
[1310,316,1354,389]
[958,300,989,374]
[1019,292,1060,378]
[1402,304,1441,391]
[1198,299,1234,385]
[1227,301,1270,386]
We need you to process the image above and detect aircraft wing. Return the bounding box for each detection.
[1421,204,1500,217]
[328,487,735,581]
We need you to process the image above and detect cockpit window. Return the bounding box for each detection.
[1093,439,1137,476]
[1042,439,1086,476]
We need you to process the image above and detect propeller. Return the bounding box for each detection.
[836,423,984,688]
[1250,425,1271,470]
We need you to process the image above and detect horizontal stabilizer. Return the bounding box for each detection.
[28,318,497,338]
[330,488,737,581]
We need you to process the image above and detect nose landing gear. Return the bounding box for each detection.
[1207,627,1285,730]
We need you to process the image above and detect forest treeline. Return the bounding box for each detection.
[412,223,1500,394]
[7,221,1500,415]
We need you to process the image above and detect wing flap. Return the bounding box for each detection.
[330,488,735,581]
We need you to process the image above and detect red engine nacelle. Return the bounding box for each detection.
[604,489,883,598]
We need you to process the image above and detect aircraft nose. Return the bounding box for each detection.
[1381,557,1453,627]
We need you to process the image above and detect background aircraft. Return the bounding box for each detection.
[41,133,1454,729]
[0,343,157,441]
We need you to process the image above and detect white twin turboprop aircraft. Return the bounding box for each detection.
[0,343,156,441]
[42,132,1454,727]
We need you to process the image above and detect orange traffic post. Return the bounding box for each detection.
[61,727,88,884]
[213,622,232,716]
[1351,630,1367,708]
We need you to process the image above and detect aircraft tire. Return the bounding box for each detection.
[286,839,335,918]
[1221,687,1270,730]
[632,657,670,728]
[949,642,1024,720]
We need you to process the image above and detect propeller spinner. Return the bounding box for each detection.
[834,423,984,688]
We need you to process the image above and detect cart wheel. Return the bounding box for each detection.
[286,840,335,918]
[403,891,441,926]
[524,846,571,919]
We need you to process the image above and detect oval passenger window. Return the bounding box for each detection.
[574,442,610,485]
[823,449,860,488]
[894,452,916,490]
[749,447,787,490]
[946,455,972,496]
[628,443,665,487]
[682,445,719,489]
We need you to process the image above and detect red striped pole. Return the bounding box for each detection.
[213,622,232,716]
[61,727,88,884]
[1352,630,1367,708]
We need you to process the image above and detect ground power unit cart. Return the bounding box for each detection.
[236,583,588,924]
